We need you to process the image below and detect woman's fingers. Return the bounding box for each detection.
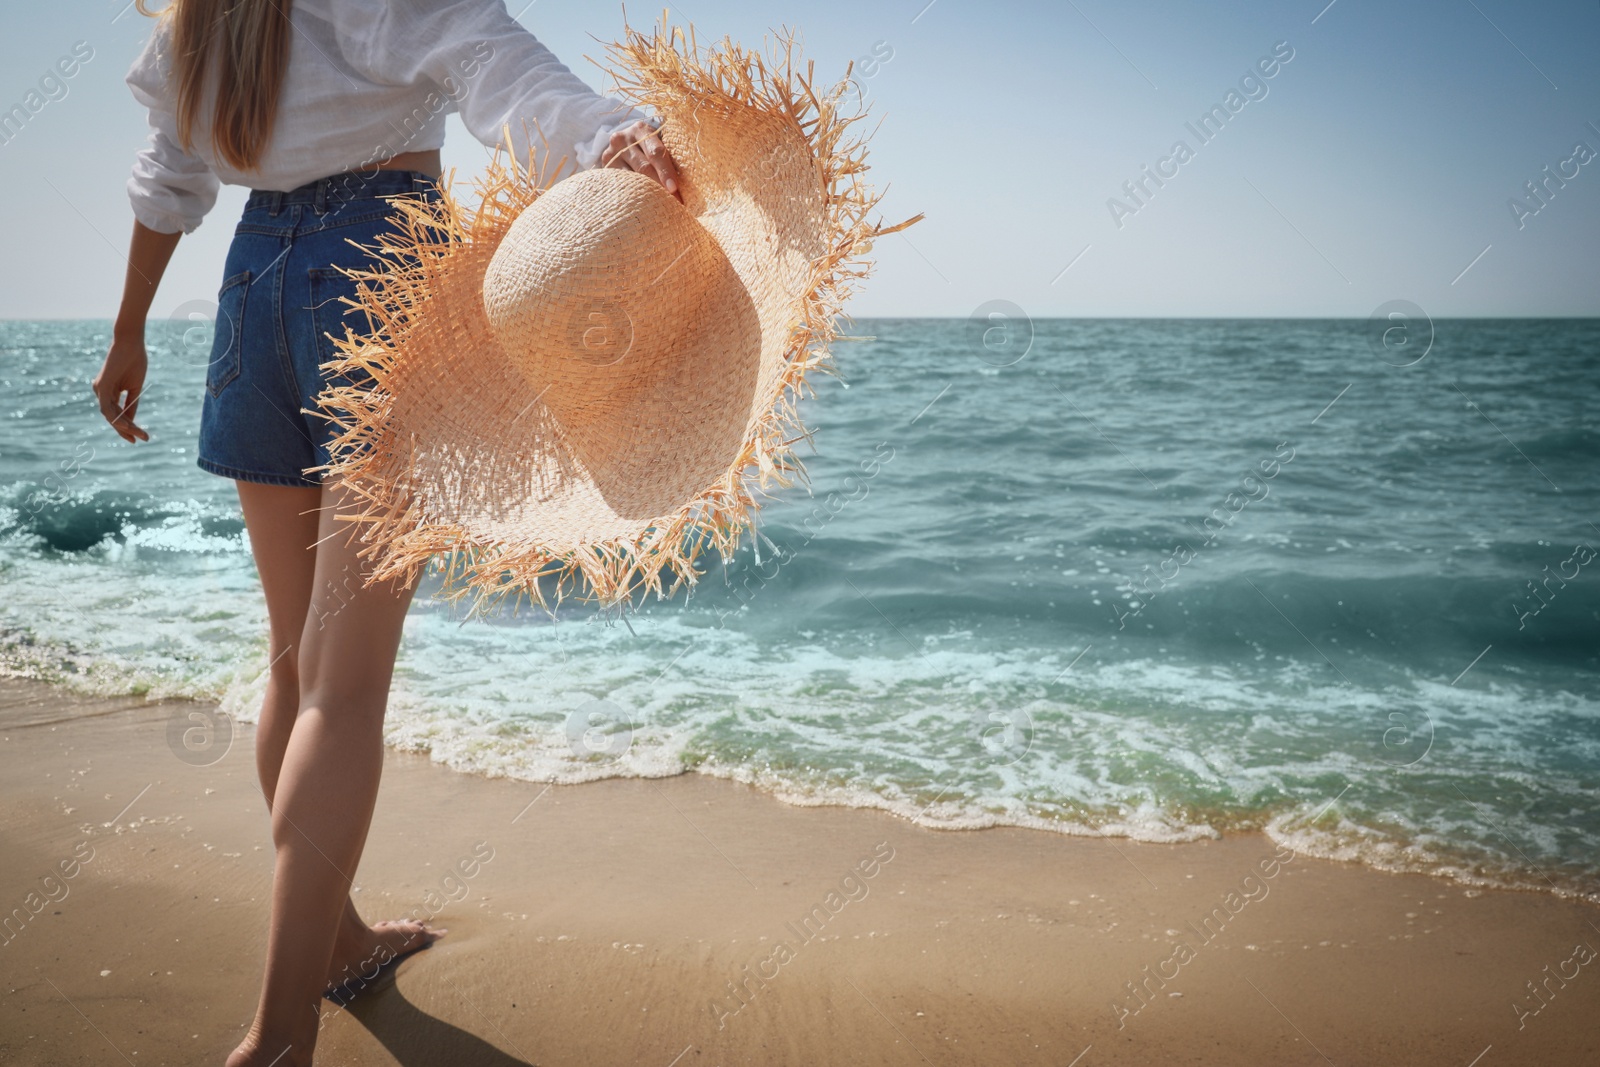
[605,122,681,199]
[93,381,127,441]
[604,126,645,171]
[94,379,146,443]
[111,395,146,442]
[118,390,148,442]
[604,127,631,168]
[638,127,680,194]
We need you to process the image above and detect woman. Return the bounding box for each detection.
[91,2,680,1063]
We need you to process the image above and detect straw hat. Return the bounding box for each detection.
[314,19,918,610]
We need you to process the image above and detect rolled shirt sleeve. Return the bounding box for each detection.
[124,24,219,234]
[337,0,650,178]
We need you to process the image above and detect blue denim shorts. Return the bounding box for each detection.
[196,169,439,487]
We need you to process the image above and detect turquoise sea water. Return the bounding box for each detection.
[2,317,1597,900]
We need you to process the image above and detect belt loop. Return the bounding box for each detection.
[267,190,284,216]
[314,178,329,215]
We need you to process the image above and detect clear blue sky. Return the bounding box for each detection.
[2,0,1596,319]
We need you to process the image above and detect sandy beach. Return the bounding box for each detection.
[2,676,1598,1066]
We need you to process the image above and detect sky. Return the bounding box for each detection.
[1,0,1596,320]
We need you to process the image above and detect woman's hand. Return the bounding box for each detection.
[97,220,180,444]
[93,334,150,443]
[601,120,681,200]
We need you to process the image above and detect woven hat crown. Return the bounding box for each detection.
[482,169,731,417]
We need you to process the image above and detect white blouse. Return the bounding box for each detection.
[125,0,648,234]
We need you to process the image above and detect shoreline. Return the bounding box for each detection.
[11,653,1596,909]
[5,677,1600,1064]
[8,650,1600,904]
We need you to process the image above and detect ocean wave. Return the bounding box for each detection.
[1,486,244,556]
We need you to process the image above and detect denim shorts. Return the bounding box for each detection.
[196,169,440,487]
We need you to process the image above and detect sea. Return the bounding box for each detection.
[3,317,1597,901]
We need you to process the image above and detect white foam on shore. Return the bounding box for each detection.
[5,589,1598,905]
[1265,807,1600,905]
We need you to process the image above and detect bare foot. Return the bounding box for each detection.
[324,917,445,996]
[225,1030,307,1067]
[222,921,441,1065]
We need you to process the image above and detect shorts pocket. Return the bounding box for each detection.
[206,270,250,398]
[308,266,374,390]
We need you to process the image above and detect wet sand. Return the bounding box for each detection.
[2,676,1597,1065]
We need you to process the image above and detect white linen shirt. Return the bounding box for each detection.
[125,0,648,233]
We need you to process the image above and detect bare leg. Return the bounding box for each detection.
[235,483,438,998]
[235,483,319,810]
[228,481,432,1067]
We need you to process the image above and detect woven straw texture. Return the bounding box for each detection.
[314,18,918,611]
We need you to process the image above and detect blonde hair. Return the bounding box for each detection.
[138,0,291,171]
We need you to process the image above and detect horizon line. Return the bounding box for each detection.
[6,314,1600,324]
